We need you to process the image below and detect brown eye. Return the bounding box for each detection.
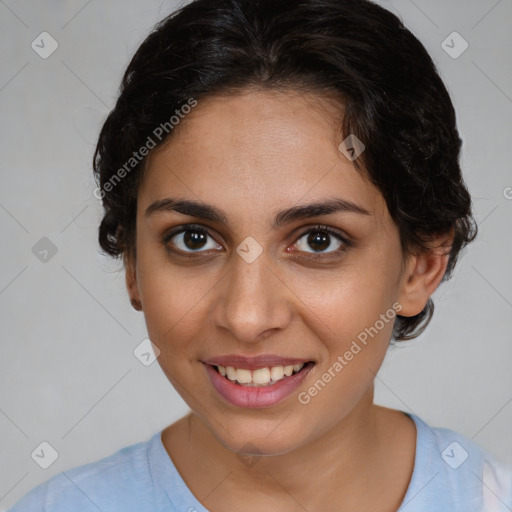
[163,225,222,254]
[306,231,331,252]
[182,230,208,250]
[293,226,350,256]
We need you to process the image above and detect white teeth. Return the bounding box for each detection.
[215,363,306,386]
[283,365,294,377]
[252,367,271,384]
[270,366,284,381]
[235,368,252,384]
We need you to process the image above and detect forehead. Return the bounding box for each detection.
[139,89,387,222]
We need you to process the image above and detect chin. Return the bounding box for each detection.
[209,414,313,457]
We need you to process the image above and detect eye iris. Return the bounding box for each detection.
[184,230,207,250]
[308,231,330,252]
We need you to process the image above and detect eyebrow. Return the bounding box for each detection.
[144,197,371,229]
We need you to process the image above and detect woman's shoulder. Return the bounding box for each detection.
[7,432,164,512]
[399,413,512,511]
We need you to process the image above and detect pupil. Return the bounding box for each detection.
[184,230,207,250]
[308,231,330,252]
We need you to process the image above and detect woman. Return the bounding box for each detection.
[9,0,511,510]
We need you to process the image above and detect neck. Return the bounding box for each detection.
[162,386,415,510]
[202,387,377,482]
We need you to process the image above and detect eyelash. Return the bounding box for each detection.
[161,223,352,260]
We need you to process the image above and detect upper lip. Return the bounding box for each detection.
[203,354,313,370]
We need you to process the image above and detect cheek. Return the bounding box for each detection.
[288,253,400,349]
[295,285,397,424]
[135,246,213,354]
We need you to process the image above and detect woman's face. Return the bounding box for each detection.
[129,89,414,455]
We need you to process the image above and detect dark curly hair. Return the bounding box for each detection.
[93,0,477,341]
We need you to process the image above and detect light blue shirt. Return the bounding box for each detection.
[7,413,512,511]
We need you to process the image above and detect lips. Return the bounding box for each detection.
[202,354,316,408]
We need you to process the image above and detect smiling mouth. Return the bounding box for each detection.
[210,362,315,387]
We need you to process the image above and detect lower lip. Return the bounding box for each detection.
[204,363,314,408]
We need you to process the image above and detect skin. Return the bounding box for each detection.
[125,89,454,511]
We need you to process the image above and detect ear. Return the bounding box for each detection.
[397,229,454,317]
[124,250,142,311]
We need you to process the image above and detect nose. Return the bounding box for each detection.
[212,250,293,343]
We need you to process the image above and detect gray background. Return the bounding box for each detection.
[1,0,511,509]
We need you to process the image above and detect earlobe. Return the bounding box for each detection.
[130,298,143,311]
[397,230,454,317]
[124,252,142,311]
